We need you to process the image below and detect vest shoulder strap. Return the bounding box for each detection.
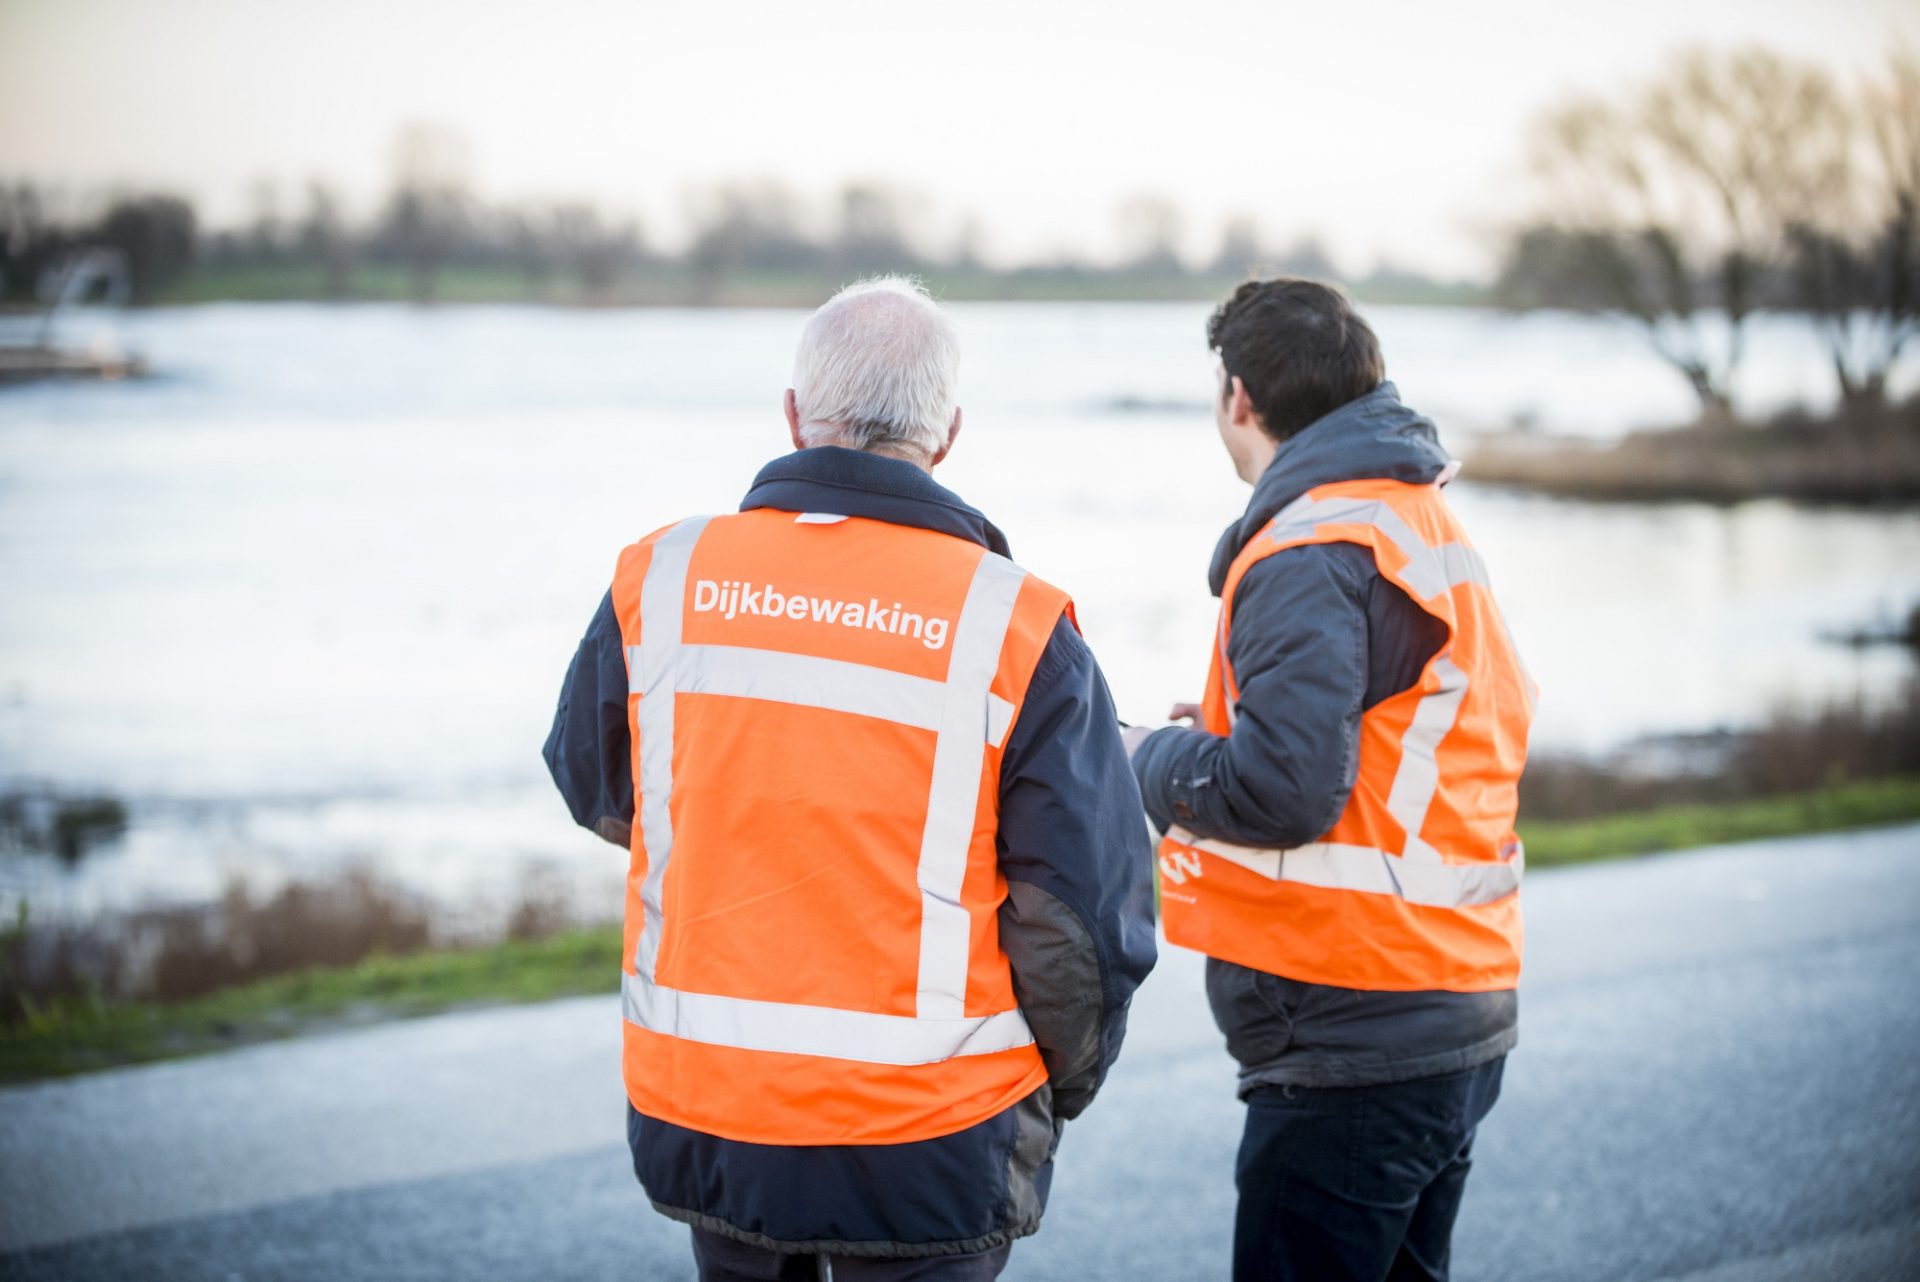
[1224,479,1486,623]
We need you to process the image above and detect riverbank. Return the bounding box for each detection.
[6,774,1918,1083]
[1465,397,1920,504]
[0,926,620,1082]
[142,262,1488,309]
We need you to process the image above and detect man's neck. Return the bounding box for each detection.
[1240,436,1279,486]
[861,445,934,473]
[801,437,934,474]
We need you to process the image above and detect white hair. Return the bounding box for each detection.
[791,275,959,461]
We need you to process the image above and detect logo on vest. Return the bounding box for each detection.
[692,580,952,651]
[1159,847,1204,885]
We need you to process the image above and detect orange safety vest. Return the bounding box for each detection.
[1158,477,1535,993]
[610,506,1071,1146]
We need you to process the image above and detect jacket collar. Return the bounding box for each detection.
[739,445,1013,557]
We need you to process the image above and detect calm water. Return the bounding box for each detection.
[1,302,1914,922]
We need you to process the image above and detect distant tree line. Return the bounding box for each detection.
[0,185,197,306]
[1,123,1461,310]
[1498,48,1920,419]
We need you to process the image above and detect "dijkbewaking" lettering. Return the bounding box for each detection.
[692,580,951,650]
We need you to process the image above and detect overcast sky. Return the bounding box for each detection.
[2,0,1914,275]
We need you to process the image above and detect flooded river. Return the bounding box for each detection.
[1,302,1913,924]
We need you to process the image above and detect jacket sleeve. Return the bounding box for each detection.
[996,616,1159,1122]
[542,591,634,847]
[1131,544,1374,847]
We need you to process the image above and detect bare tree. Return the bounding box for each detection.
[245,179,286,264]
[833,183,921,275]
[686,180,819,289]
[0,182,69,302]
[1498,48,1847,422]
[1785,53,1920,409]
[551,202,640,298]
[1271,236,1338,281]
[379,123,472,303]
[1116,194,1186,274]
[298,181,353,299]
[503,208,559,300]
[1211,215,1265,276]
[948,215,988,273]
[92,194,197,303]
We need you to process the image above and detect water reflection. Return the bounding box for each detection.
[0,303,1913,920]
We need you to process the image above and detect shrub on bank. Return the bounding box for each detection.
[1464,397,1920,505]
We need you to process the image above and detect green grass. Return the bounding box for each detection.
[1518,775,1920,868]
[6,777,1918,1084]
[0,925,622,1083]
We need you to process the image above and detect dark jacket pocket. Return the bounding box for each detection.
[1205,958,1296,1069]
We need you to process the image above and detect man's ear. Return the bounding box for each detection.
[1228,376,1261,431]
[784,389,804,451]
[930,407,962,468]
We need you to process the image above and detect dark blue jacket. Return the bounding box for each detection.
[1132,384,1518,1092]
[545,445,1157,1256]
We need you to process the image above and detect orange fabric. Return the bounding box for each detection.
[662,698,932,1013]
[611,508,1068,1146]
[1160,478,1532,993]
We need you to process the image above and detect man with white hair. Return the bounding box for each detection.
[544,277,1156,1280]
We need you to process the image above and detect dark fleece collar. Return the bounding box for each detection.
[740,445,1012,557]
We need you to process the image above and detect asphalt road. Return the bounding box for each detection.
[4,824,1918,1281]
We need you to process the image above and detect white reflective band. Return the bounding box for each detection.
[1266,496,1489,601]
[1223,495,1487,728]
[1206,492,1529,888]
[623,971,1034,1067]
[1165,826,1523,909]
[795,512,848,524]
[915,553,1028,1020]
[1217,609,1237,729]
[638,643,1016,747]
[985,694,1017,749]
[1384,656,1469,864]
[1265,489,1531,711]
[632,516,711,981]
[1436,542,1490,591]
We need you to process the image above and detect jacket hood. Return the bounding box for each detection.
[1207,382,1455,595]
[740,445,1013,557]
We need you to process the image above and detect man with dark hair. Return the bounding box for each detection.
[1125,278,1535,1282]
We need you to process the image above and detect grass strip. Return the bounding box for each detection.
[1519,775,1920,868]
[6,777,1918,1083]
[0,926,622,1083]
[157,263,1489,309]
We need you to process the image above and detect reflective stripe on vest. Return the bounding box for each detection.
[1263,491,1537,719]
[1161,825,1524,909]
[1217,495,1501,731]
[1162,475,1530,994]
[621,516,1036,1062]
[621,974,1036,1067]
[1266,494,1491,600]
[1222,495,1515,873]
[1207,491,1523,886]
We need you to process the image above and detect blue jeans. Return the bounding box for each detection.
[1233,1057,1506,1282]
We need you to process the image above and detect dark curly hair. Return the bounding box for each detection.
[1205,278,1384,442]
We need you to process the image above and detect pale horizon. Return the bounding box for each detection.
[2,0,1917,277]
